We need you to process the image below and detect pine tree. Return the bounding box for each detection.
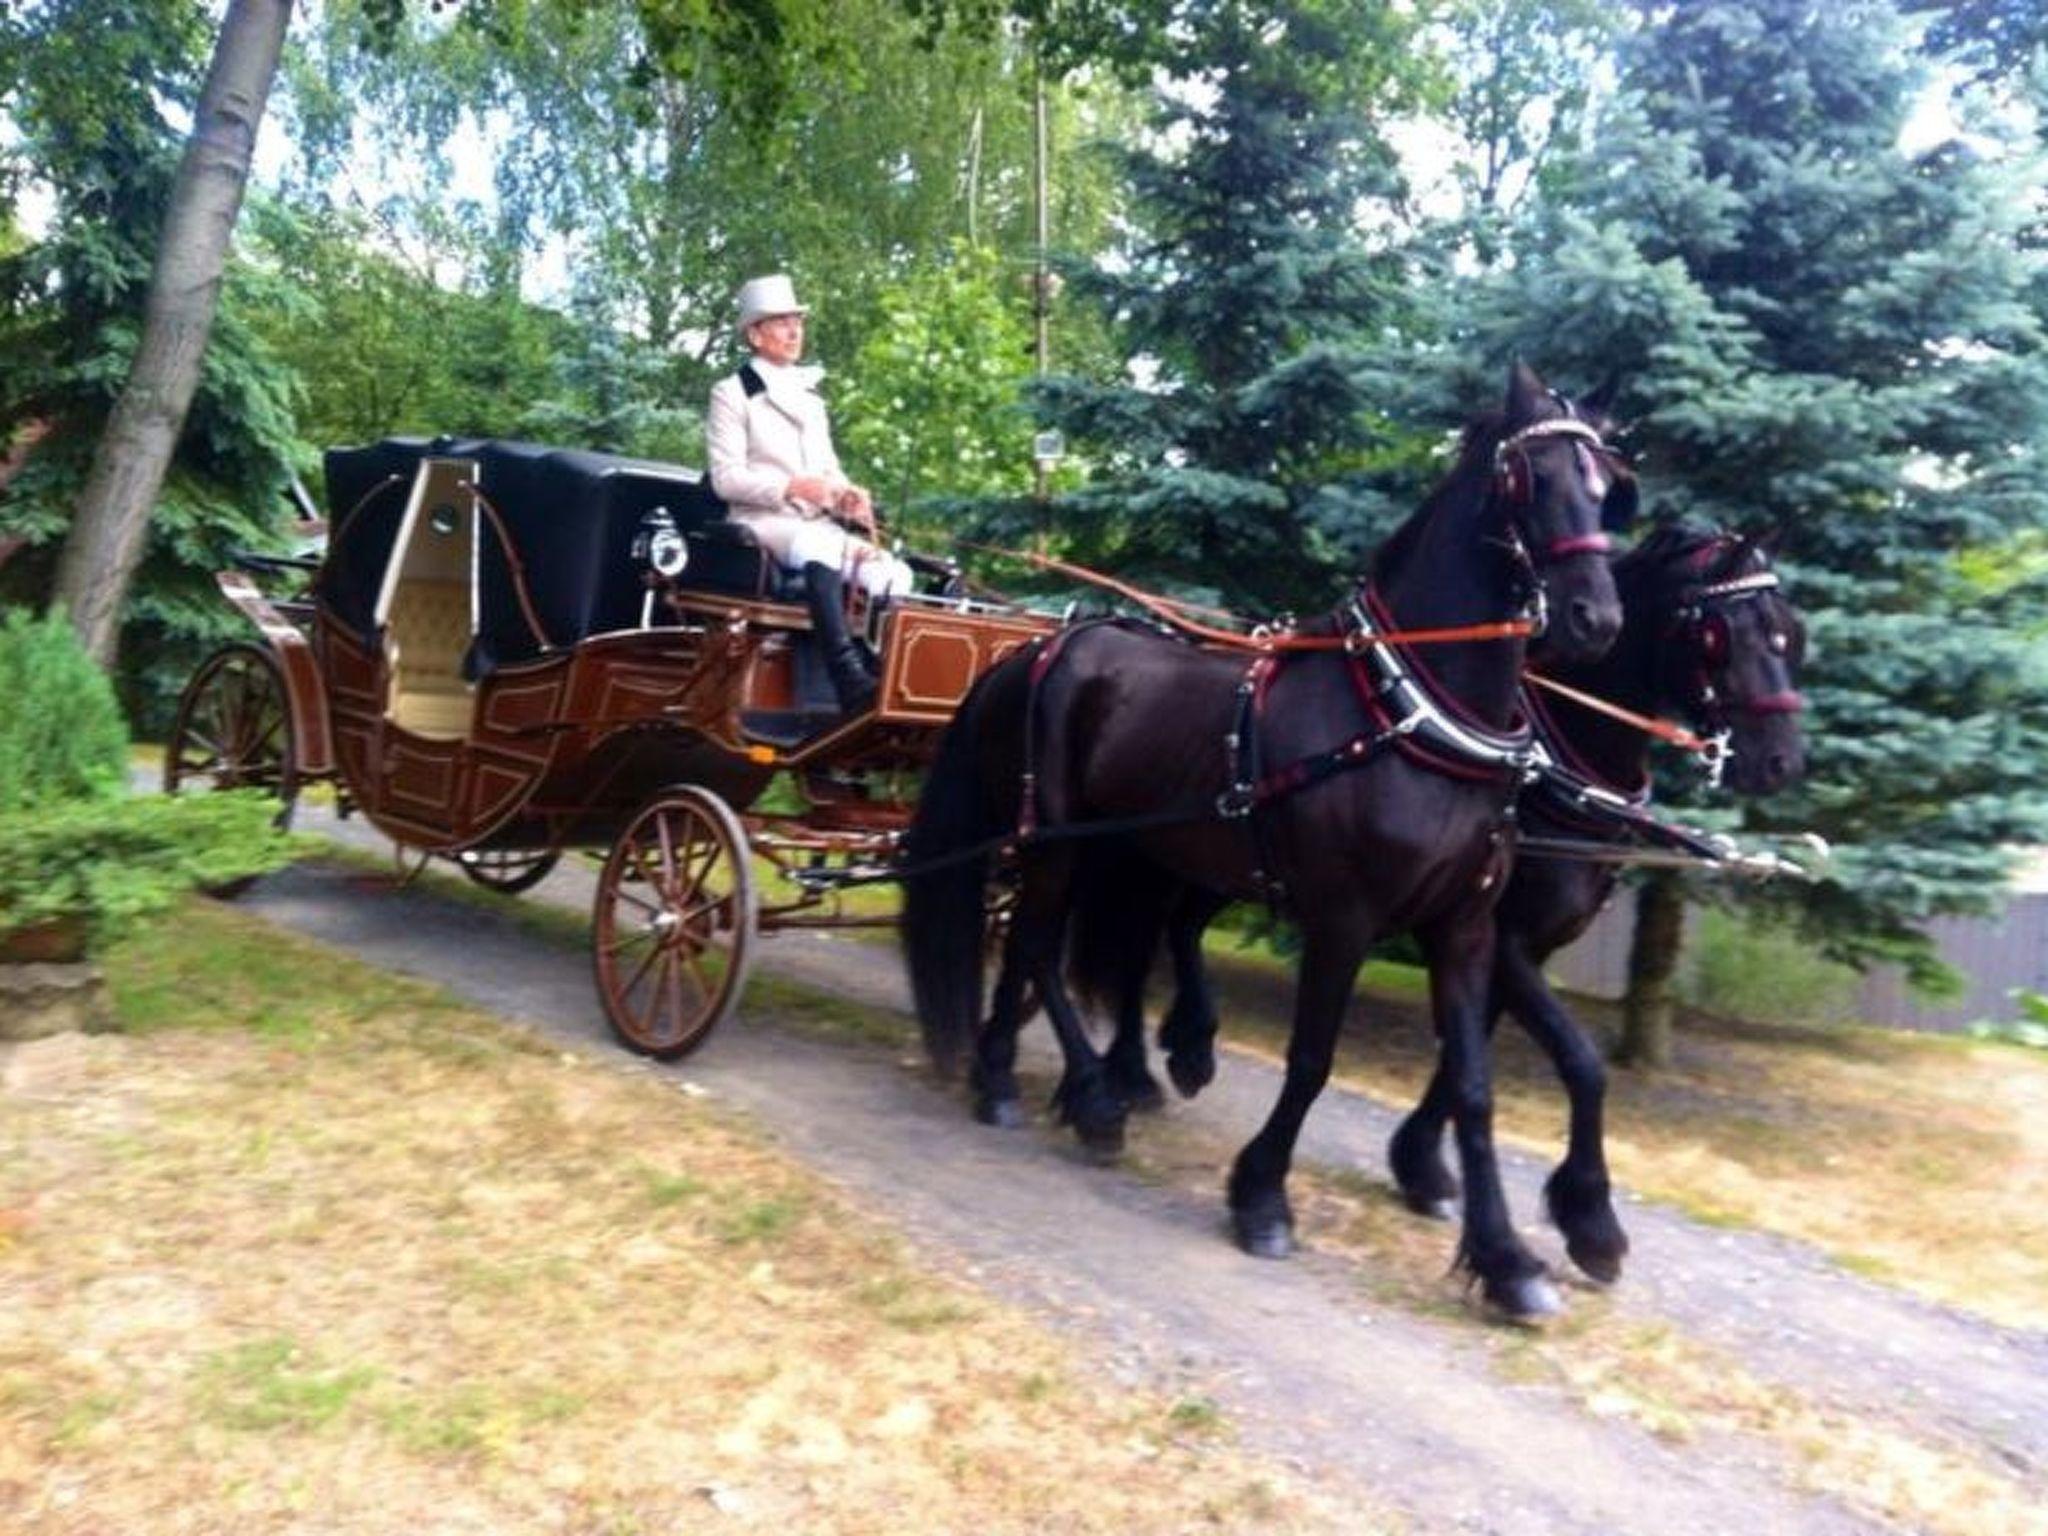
[1014,0,1433,612]
[1429,0,2048,1058]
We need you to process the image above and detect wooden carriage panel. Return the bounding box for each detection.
[318,612,383,712]
[381,733,464,821]
[216,570,336,777]
[877,607,1054,723]
[478,665,570,738]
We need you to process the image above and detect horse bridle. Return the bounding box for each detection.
[1667,556,1805,784]
[1492,416,1624,635]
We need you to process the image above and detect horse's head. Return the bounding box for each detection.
[1638,529,1808,794]
[1494,362,1625,662]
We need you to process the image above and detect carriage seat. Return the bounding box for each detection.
[680,520,806,602]
[385,579,473,738]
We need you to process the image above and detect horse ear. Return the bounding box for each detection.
[1580,368,1623,422]
[1505,360,1547,424]
[1755,525,1785,555]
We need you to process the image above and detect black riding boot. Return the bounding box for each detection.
[801,561,877,714]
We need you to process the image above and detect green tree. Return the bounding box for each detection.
[1433,0,2048,1061]
[50,0,293,666]
[1013,0,1436,611]
[285,0,1127,450]
[837,242,1037,541]
[0,0,302,723]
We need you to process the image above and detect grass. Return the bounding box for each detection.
[0,896,1365,1534]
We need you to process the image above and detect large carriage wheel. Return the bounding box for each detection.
[164,643,299,823]
[458,848,561,895]
[592,786,757,1060]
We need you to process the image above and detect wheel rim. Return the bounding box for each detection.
[593,790,755,1058]
[165,647,296,817]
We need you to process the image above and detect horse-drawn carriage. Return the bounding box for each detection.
[164,436,1054,1057]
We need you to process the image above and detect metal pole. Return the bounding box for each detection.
[1033,46,1051,514]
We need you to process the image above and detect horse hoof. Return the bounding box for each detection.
[975,1096,1026,1129]
[1566,1236,1626,1287]
[1401,1191,1457,1222]
[1166,1052,1215,1099]
[1074,1117,1126,1159]
[1232,1207,1295,1260]
[1118,1078,1166,1115]
[1487,1272,1564,1323]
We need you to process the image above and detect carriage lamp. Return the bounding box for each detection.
[632,507,689,579]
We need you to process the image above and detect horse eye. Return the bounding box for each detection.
[1769,631,1789,655]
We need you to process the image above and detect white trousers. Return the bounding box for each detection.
[743,513,912,598]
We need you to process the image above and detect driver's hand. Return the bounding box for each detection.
[836,485,875,533]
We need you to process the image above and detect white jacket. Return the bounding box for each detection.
[705,361,847,518]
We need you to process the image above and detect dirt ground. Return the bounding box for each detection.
[186,849,2048,1536]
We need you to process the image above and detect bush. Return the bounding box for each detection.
[1682,906,1862,1025]
[1968,989,2048,1050]
[0,792,301,948]
[0,607,129,809]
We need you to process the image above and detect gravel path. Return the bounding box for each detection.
[220,815,2045,1533]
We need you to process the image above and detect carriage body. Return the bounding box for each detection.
[170,436,1053,1054]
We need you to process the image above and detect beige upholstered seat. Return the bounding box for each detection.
[386,579,473,739]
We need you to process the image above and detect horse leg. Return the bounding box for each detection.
[1494,940,1629,1284]
[1421,912,1560,1321]
[970,933,1034,1129]
[1098,863,1169,1114]
[1386,1045,1465,1222]
[1010,848,1129,1154]
[1227,926,1366,1258]
[1159,887,1228,1099]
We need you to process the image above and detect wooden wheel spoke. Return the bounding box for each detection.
[179,731,228,769]
[673,892,732,938]
[672,828,718,914]
[609,884,663,921]
[680,947,723,1004]
[654,813,682,900]
[661,950,687,1039]
[618,935,663,1001]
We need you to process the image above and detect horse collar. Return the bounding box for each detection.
[1344,590,1537,778]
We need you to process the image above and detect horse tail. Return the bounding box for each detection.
[901,650,1031,1078]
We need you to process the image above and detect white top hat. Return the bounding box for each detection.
[736,273,808,330]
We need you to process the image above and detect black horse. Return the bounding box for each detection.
[1068,525,1809,1290]
[902,364,1625,1319]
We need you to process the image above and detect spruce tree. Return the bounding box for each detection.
[1016,0,1432,612]
[1430,0,2048,1057]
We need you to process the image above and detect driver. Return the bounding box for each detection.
[706,274,911,713]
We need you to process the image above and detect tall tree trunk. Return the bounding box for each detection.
[52,0,292,665]
[1614,870,1685,1068]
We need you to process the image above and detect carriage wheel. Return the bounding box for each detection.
[592,786,757,1060]
[458,848,561,895]
[164,643,299,823]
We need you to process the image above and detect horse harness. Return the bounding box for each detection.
[1012,414,1627,905]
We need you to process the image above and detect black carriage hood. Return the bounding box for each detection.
[320,437,728,670]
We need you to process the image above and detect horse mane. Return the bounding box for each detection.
[1370,409,1509,585]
